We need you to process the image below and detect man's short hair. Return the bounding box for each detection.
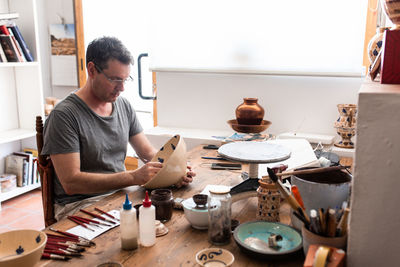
[86,36,133,70]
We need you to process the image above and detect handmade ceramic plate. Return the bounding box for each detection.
[195,248,234,267]
[233,221,302,259]
[227,119,271,133]
[143,135,187,189]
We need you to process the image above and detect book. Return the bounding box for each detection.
[8,25,33,62]
[7,26,26,62]
[0,34,19,62]
[14,151,34,186]
[5,155,25,187]
[0,44,6,62]
[0,24,10,35]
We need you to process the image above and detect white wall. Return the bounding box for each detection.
[156,72,362,136]
[347,81,400,266]
[38,0,76,100]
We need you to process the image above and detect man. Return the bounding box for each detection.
[42,36,194,220]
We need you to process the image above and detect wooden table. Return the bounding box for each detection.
[39,145,308,267]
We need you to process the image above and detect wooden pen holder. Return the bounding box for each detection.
[301,226,347,255]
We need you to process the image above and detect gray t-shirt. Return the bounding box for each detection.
[41,93,143,204]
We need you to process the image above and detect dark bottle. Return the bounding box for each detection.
[150,189,174,222]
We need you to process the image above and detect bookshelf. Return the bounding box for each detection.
[0,0,44,210]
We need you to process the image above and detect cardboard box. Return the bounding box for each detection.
[0,174,17,193]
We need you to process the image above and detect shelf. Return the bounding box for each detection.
[0,128,36,145]
[0,182,40,202]
[0,12,19,21]
[0,62,39,67]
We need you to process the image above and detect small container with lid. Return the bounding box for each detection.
[139,191,156,247]
[150,189,174,222]
[208,185,232,245]
[120,193,138,250]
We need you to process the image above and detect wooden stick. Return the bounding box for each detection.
[263,165,351,179]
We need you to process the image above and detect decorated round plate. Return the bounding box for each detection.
[218,141,291,163]
[233,221,302,259]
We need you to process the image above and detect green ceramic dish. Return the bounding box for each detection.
[233,221,302,259]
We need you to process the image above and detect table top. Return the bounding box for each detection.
[38,145,305,267]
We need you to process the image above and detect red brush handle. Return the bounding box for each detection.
[95,207,116,219]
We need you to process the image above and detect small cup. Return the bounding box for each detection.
[301,226,347,255]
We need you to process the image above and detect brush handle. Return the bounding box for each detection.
[275,165,350,177]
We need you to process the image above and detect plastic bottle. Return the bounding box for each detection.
[120,193,138,250]
[139,191,156,247]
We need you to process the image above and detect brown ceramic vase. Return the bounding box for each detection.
[235,98,265,125]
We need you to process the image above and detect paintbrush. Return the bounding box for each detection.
[41,252,71,261]
[49,228,95,246]
[274,165,351,177]
[267,167,310,224]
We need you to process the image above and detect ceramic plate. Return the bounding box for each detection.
[196,248,234,267]
[218,141,291,163]
[233,221,302,259]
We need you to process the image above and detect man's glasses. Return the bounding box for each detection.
[94,64,133,85]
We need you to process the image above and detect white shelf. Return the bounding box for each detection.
[0,12,19,21]
[0,61,39,67]
[0,182,40,202]
[0,129,36,145]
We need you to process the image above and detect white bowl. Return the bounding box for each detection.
[0,229,47,267]
[182,197,209,230]
[143,135,187,189]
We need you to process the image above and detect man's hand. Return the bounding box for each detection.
[132,161,163,185]
[176,165,196,188]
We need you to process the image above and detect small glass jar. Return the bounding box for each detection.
[208,186,232,245]
[150,189,174,222]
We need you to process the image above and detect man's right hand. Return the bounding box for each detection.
[131,161,163,185]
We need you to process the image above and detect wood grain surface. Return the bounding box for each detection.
[38,145,318,267]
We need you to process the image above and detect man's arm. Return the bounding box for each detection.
[129,132,158,162]
[51,152,162,195]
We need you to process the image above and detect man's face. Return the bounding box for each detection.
[92,59,131,103]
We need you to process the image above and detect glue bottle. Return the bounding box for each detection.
[120,193,138,250]
[139,191,156,247]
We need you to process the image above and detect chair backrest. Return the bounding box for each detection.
[36,116,57,227]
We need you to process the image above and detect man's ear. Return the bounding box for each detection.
[87,62,97,78]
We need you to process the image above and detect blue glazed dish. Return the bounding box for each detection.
[233,221,303,260]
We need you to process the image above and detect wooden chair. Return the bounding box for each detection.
[36,116,57,227]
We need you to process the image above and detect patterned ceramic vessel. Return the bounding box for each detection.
[334,127,356,148]
[334,104,357,128]
[381,0,400,27]
[235,98,265,125]
[256,180,280,222]
[0,229,47,267]
[196,248,234,267]
[143,135,187,189]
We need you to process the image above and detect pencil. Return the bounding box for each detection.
[326,208,337,237]
[319,208,326,235]
[291,185,305,209]
[336,207,350,236]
